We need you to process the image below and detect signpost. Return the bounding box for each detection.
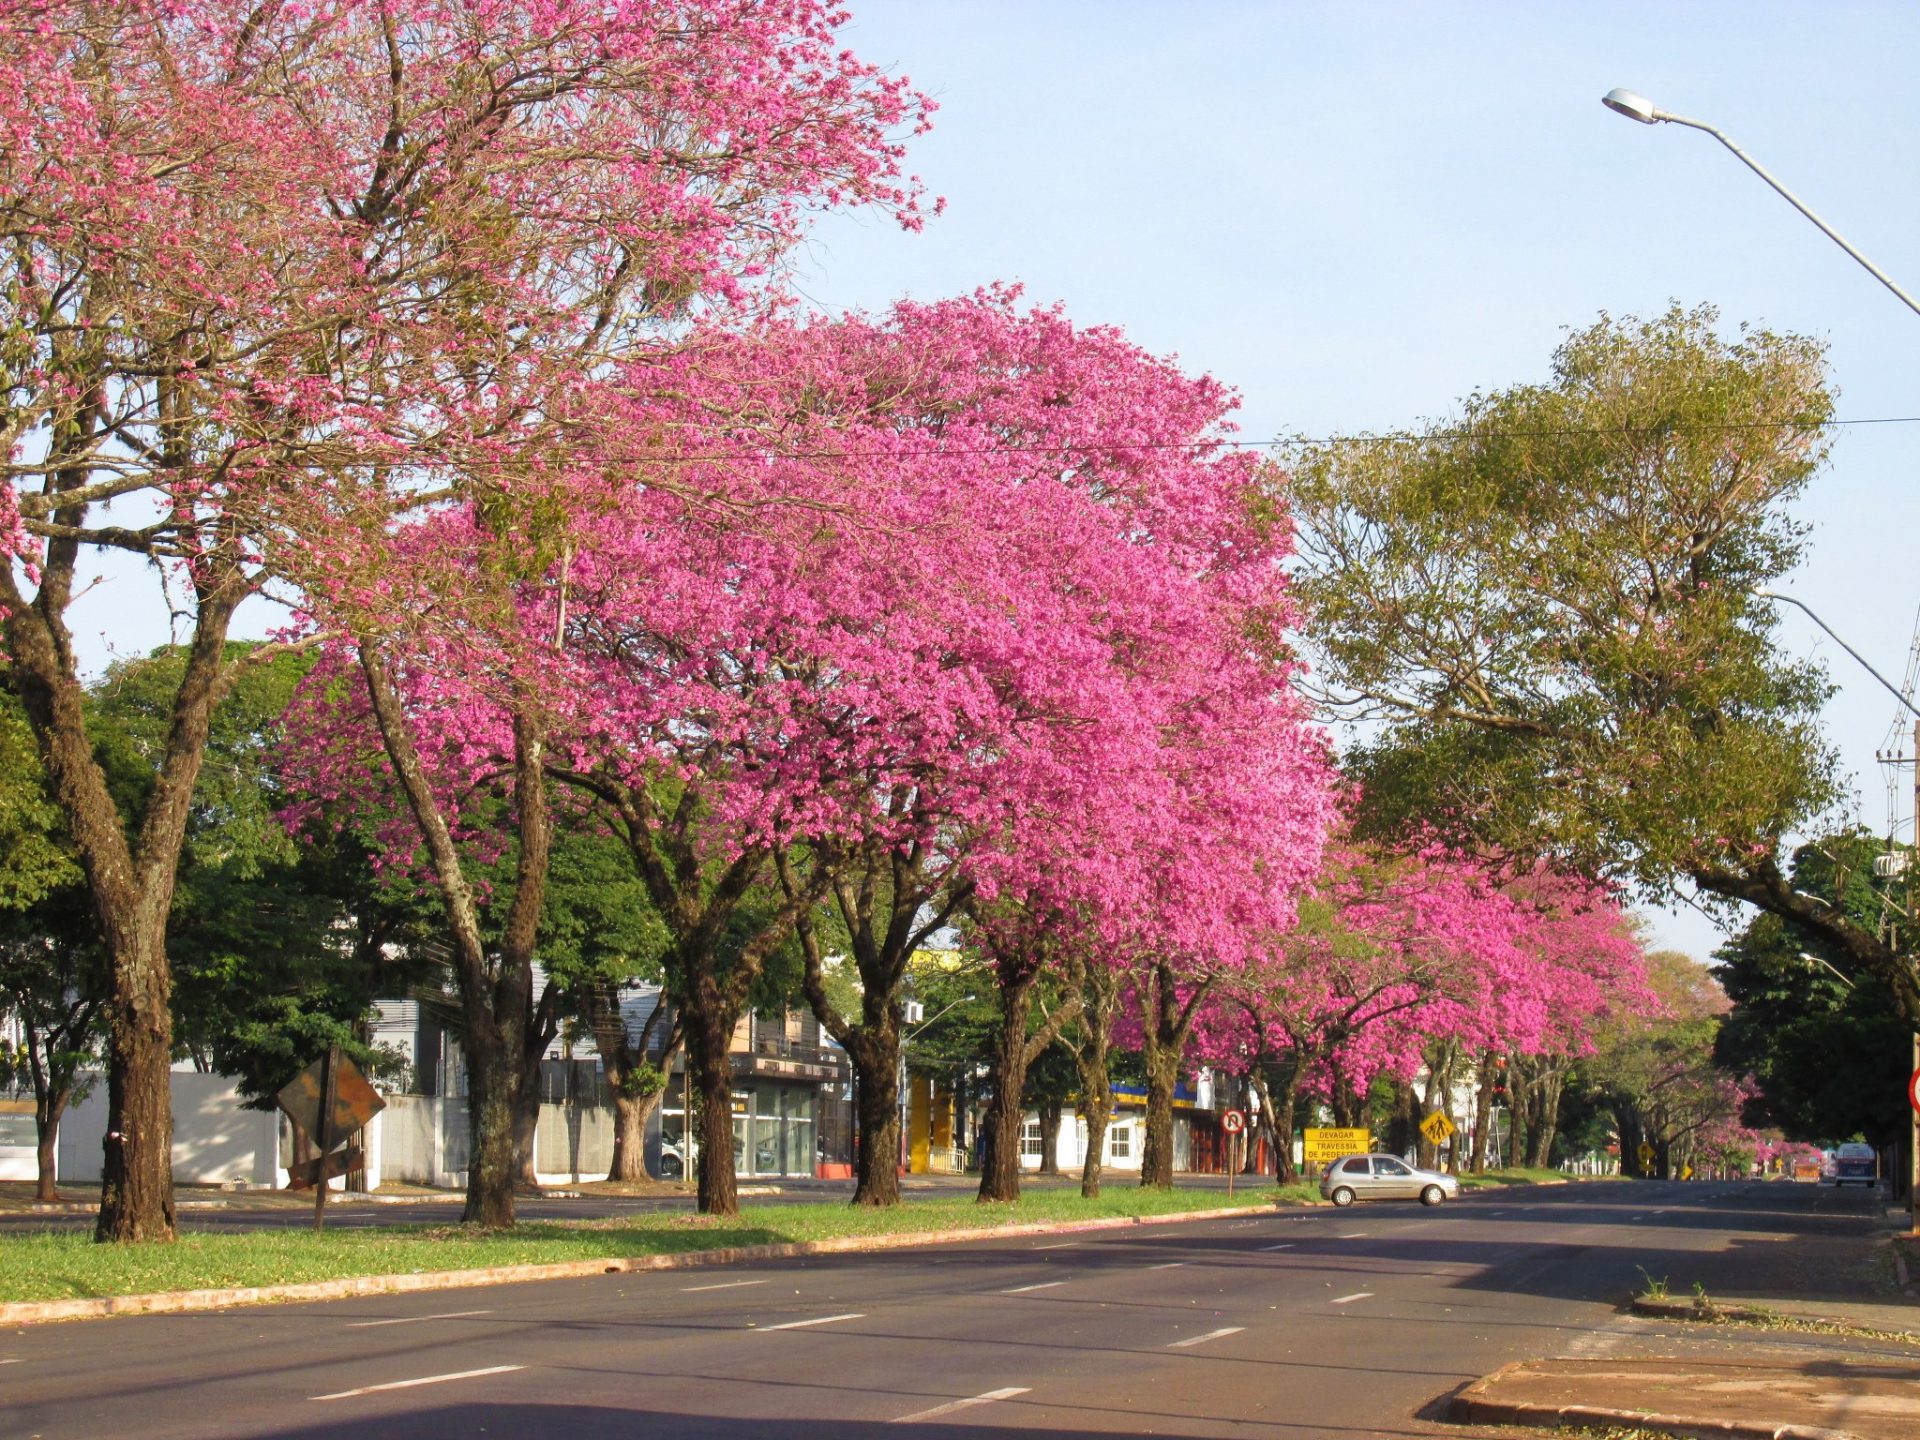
[1637,1141,1656,1175]
[1419,1111,1455,1147]
[1221,1110,1245,1196]
[275,1047,384,1231]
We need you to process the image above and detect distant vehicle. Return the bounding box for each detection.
[1831,1142,1877,1188]
[656,1143,686,1181]
[1320,1153,1459,1208]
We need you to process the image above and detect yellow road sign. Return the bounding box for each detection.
[1302,1127,1371,1164]
[1419,1111,1455,1144]
[1637,1142,1656,1166]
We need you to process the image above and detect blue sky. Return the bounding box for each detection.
[786,1,1920,962]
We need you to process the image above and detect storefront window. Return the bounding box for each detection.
[782,1085,814,1175]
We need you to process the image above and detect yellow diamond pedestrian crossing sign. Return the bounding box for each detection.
[1419,1111,1455,1144]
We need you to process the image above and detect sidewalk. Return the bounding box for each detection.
[1454,1354,1920,1440]
[1452,1189,1920,1440]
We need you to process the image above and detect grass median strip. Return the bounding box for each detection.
[0,1188,1282,1305]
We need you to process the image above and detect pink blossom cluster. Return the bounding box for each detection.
[287,290,1339,952]
[1187,843,1651,1102]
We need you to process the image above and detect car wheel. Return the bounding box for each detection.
[1331,1186,1355,1208]
[1420,1185,1445,1207]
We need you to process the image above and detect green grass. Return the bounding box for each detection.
[0,1186,1289,1304]
[1457,1166,1570,1190]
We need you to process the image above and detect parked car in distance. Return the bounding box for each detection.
[655,1143,686,1181]
[1320,1153,1459,1208]
[1831,1142,1878,1188]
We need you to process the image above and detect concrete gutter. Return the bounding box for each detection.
[1630,1295,1920,1341]
[0,1200,1288,1327]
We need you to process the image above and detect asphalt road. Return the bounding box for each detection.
[0,1181,1888,1439]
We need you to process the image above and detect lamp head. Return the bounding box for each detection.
[1602,88,1662,124]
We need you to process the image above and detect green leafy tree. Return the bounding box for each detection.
[1291,306,1918,1019]
[88,647,428,1105]
[1713,832,1911,1151]
[1570,949,1736,1179]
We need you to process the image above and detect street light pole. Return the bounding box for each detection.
[1601,89,1920,320]
[1756,588,1920,1234]
[1610,85,1920,1234]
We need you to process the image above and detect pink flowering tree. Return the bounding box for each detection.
[2,0,929,1238]
[525,291,1335,1213]
[1196,842,1645,1183]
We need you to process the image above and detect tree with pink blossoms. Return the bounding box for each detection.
[1194,843,1645,1183]
[525,291,1333,1214]
[3,0,928,1239]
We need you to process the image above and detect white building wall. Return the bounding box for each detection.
[57,1071,281,1186]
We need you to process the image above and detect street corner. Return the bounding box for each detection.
[1444,1354,1918,1440]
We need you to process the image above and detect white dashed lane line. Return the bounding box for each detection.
[760,1312,865,1332]
[1330,1292,1374,1305]
[1148,1262,1184,1270]
[344,1309,493,1328]
[1034,1241,1078,1250]
[1259,1243,1295,1251]
[312,1365,525,1401]
[1001,1281,1065,1294]
[1167,1326,1245,1349]
[681,1279,768,1293]
[893,1386,1031,1424]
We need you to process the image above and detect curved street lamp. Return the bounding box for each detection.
[1601,87,1920,320]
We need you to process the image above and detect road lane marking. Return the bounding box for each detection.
[312,1365,524,1401]
[1260,1243,1295,1251]
[681,1279,768,1293]
[761,1312,864,1331]
[345,1309,493,1328]
[1330,1292,1374,1305]
[1338,1231,1367,1238]
[1148,1262,1184,1270]
[1034,1241,1078,1250]
[0,1358,20,1366]
[1168,1326,1244,1348]
[893,1387,1031,1424]
[1001,1281,1065,1293]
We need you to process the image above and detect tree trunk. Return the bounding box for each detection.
[4,476,252,1243]
[35,1086,68,1204]
[359,645,551,1231]
[1614,1102,1644,1178]
[608,1083,649,1182]
[1078,1091,1112,1199]
[512,1084,542,1191]
[94,930,177,1242]
[1137,960,1207,1190]
[1469,1051,1496,1173]
[851,1035,902,1207]
[1267,1056,1304,1184]
[1387,1079,1416,1159]
[1528,1066,1564,1168]
[1037,1095,1063,1176]
[978,971,1039,1204]
[688,1005,740,1217]
[1140,1048,1178,1188]
[462,1030,517,1228]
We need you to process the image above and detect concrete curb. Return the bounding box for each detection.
[0,1199,1290,1327]
[1630,1295,1920,1340]
[1449,1362,1865,1440]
